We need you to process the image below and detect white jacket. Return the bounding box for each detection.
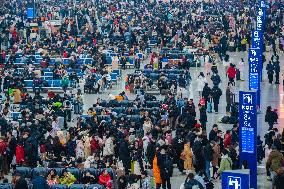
[103,137,114,156]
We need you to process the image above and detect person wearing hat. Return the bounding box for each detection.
[12,172,28,189]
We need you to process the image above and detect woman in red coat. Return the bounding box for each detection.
[15,143,25,165]
[227,64,237,86]
[98,170,112,189]
[223,130,232,149]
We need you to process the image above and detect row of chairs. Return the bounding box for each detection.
[14,57,94,66]
[0,183,105,189]
[93,107,160,115]
[143,69,185,75]
[24,80,69,90]
[15,167,114,180]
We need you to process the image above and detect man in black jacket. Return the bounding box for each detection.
[211,85,222,113]
[146,138,156,168]
[157,147,173,189]
[119,135,131,175]
[209,124,218,141]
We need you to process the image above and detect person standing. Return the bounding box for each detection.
[266,61,274,84]
[157,147,173,189]
[196,72,207,97]
[218,150,233,175]
[225,85,234,114]
[238,58,245,80]
[204,141,214,178]
[180,142,194,175]
[227,64,237,86]
[211,85,222,114]
[265,106,276,130]
[273,58,280,84]
[119,135,131,175]
[0,137,7,179]
[153,149,162,189]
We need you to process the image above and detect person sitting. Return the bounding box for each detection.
[47,169,59,185]
[81,170,97,184]
[98,169,112,189]
[59,169,77,186]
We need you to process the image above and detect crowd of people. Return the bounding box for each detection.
[0,0,283,189]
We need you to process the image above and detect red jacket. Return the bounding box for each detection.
[99,173,112,188]
[224,134,232,149]
[227,66,237,79]
[90,138,100,153]
[16,144,25,164]
[0,141,6,155]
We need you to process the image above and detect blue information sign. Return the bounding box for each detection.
[222,170,250,189]
[239,91,257,189]
[251,30,263,49]
[27,8,34,19]
[248,48,262,91]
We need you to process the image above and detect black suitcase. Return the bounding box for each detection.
[236,69,241,80]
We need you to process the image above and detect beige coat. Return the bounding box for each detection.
[181,143,194,170]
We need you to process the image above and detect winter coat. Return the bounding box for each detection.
[211,86,222,102]
[227,66,237,79]
[32,176,49,189]
[266,150,284,172]
[266,63,274,75]
[211,74,221,86]
[158,153,173,180]
[202,85,211,99]
[16,144,25,164]
[75,140,84,159]
[181,144,194,170]
[218,155,233,174]
[119,140,130,161]
[90,138,100,154]
[13,89,21,103]
[83,136,91,158]
[224,134,232,149]
[204,143,213,161]
[59,173,77,186]
[153,155,162,184]
[103,137,114,156]
[196,76,207,92]
[212,144,220,167]
[66,139,76,157]
[99,173,112,188]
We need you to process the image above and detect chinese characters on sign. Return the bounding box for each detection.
[248,48,262,90]
[239,91,257,188]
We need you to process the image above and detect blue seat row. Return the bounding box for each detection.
[24,80,63,89]
[51,184,105,189]
[16,167,114,180]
